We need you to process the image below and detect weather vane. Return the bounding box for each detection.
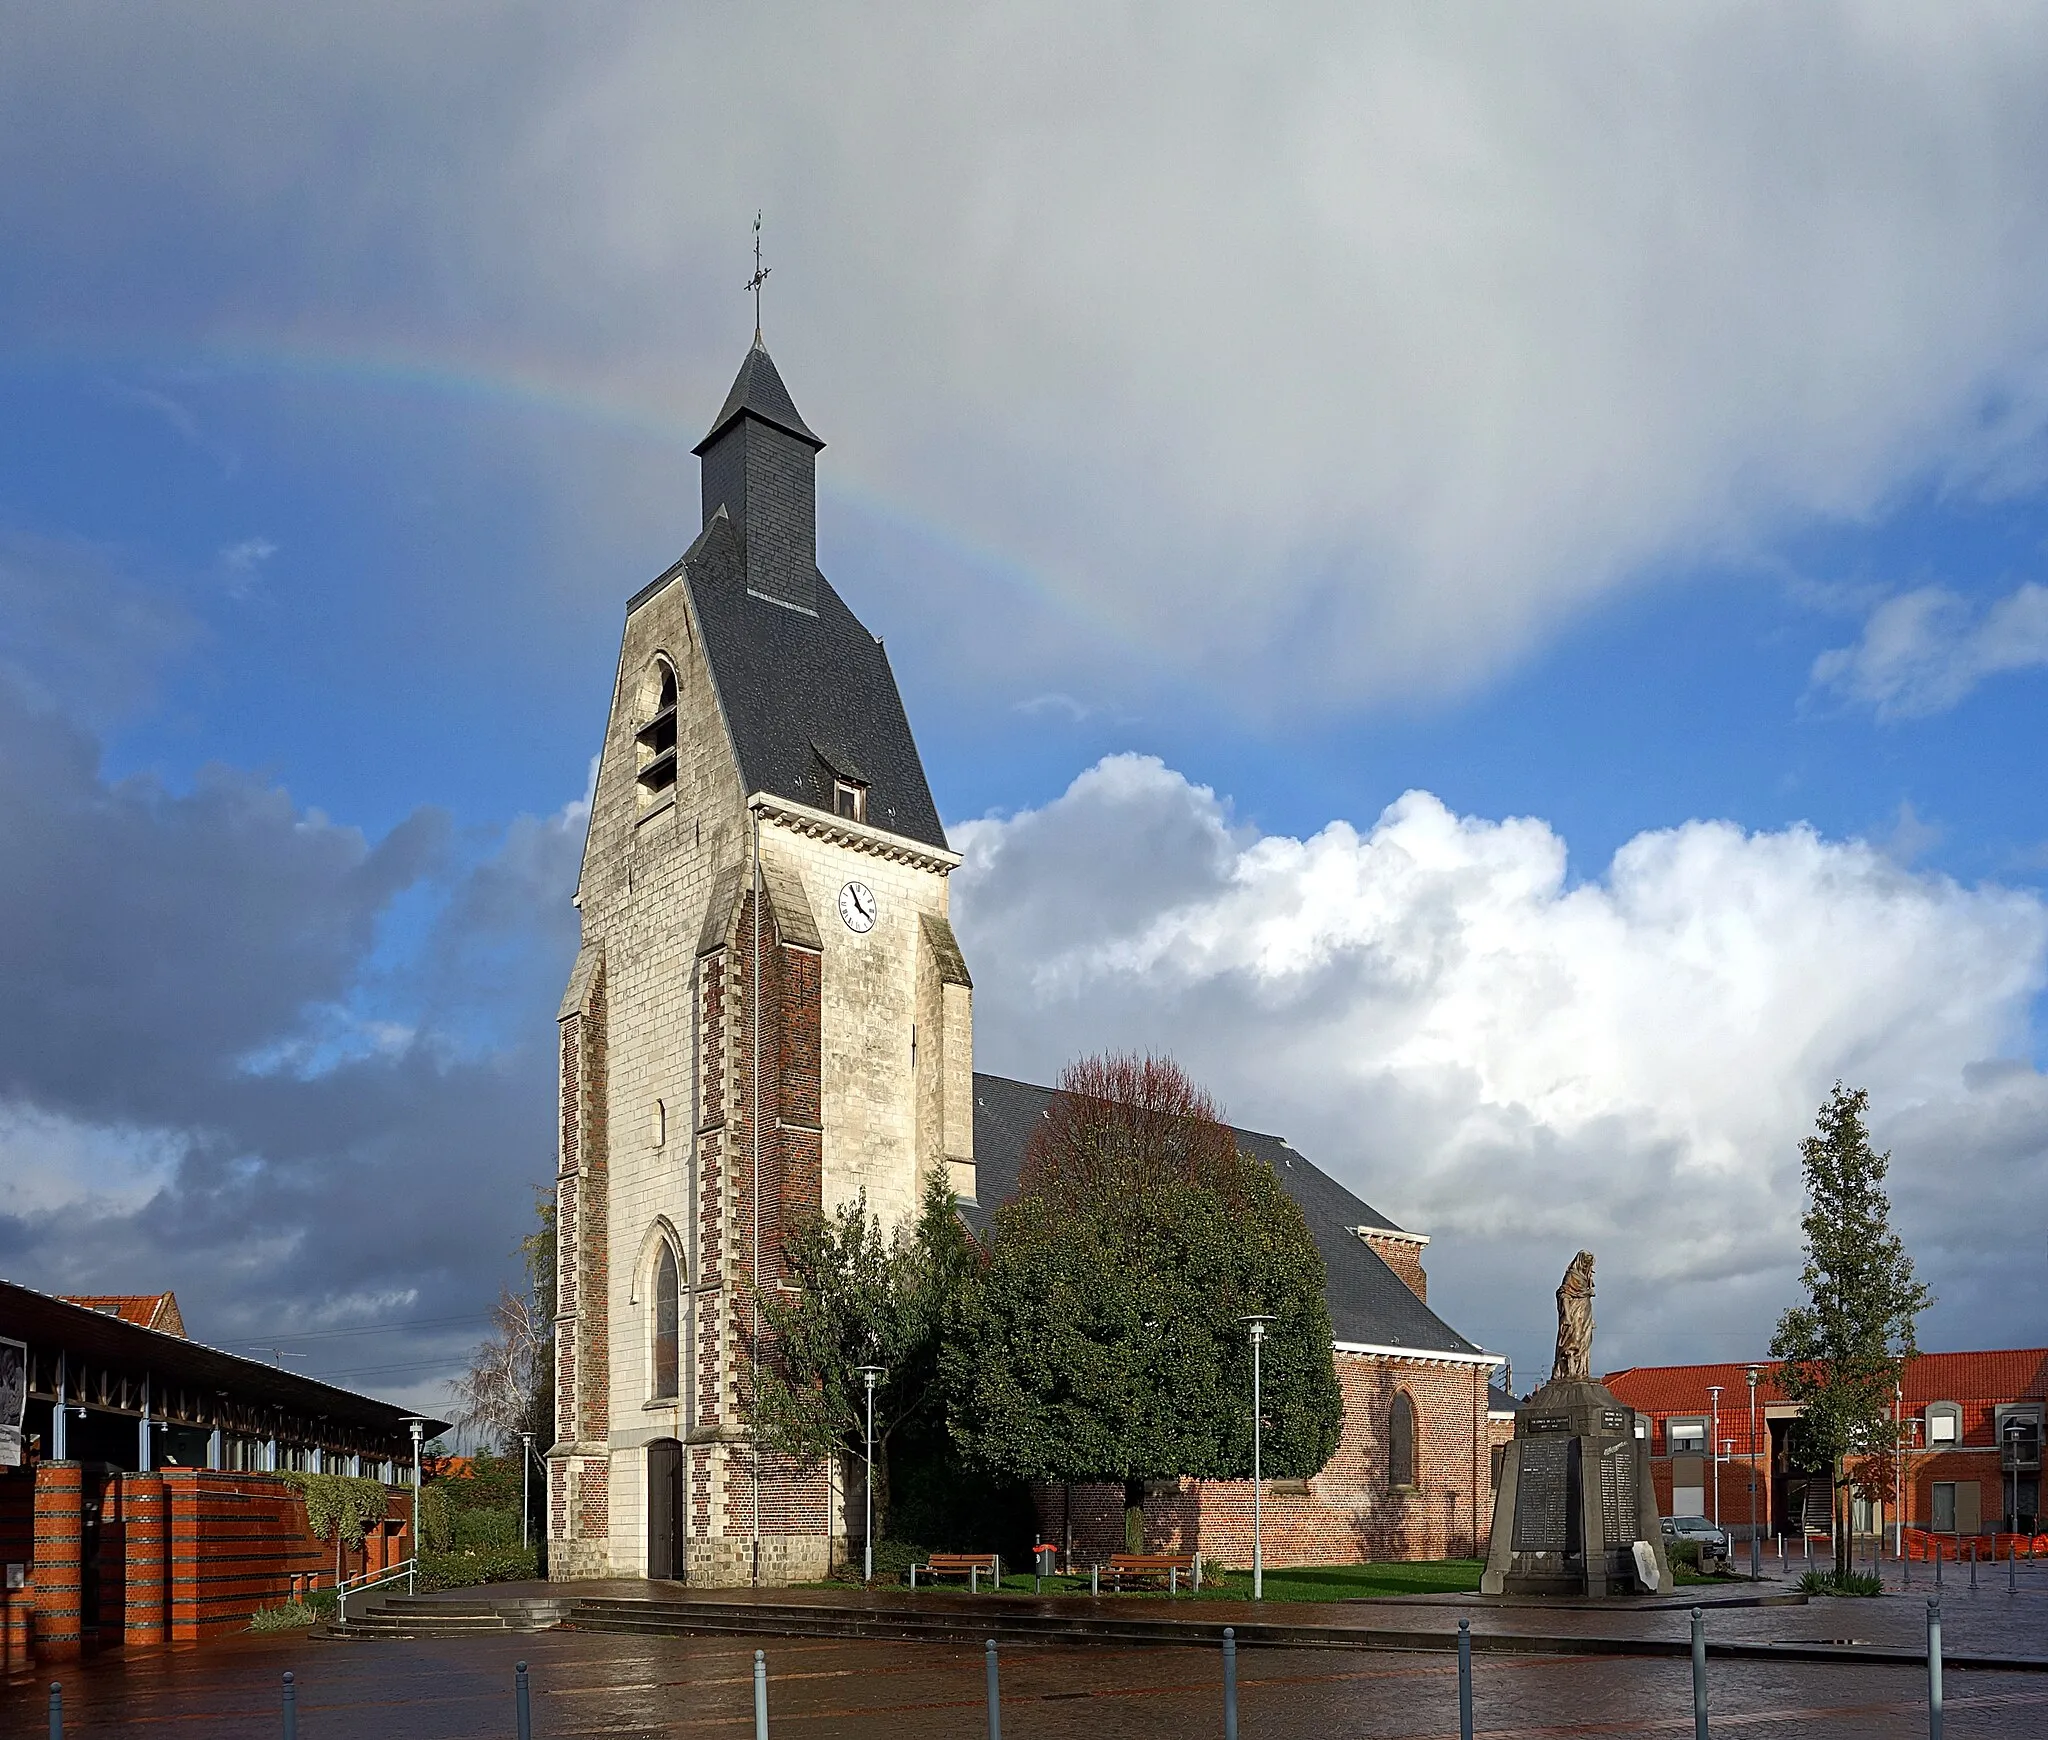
[746,211,771,340]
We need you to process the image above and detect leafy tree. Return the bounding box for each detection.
[945,1054,1343,1553]
[743,1171,976,1559]
[1769,1083,1932,1580]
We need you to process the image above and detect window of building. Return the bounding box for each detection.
[1389,1392,1417,1489]
[652,1242,680,1401]
[833,778,866,823]
[651,1098,666,1149]
[1667,1417,1708,1454]
[1927,1402,1961,1444]
[635,657,679,801]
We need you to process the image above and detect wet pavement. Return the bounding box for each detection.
[4,1578,2047,1740]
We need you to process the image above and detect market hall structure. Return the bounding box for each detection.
[0,1281,440,1664]
[548,328,1505,1584]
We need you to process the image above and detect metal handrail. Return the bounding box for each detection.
[336,1557,417,1625]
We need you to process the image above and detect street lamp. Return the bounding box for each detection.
[1745,1367,1761,1579]
[399,1416,427,1589]
[520,1430,535,1550]
[855,1366,885,1586]
[1242,1316,1276,1601]
[1707,1385,1723,1529]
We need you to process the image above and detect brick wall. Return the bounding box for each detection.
[1036,1355,1493,1567]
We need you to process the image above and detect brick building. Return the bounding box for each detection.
[1604,1350,2046,1542]
[969,1077,1504,1566]
[0,1281,434,1663]
[552,331,1503,1584]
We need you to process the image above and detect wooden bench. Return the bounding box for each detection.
[909,1551,1002,1591]
[1105,1552,1200,1592]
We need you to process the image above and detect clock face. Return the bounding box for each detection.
[838,881,878,934]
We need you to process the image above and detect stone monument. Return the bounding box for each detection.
[1481,1251,1672,1597]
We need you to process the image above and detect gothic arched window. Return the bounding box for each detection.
[652,1242,681,1400]
[1389,1391,1417,1490]
[635,656,679,801]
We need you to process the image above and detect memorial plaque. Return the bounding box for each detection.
[1602,1409,1631,1433]
[1512,1435,1571,1553]
[1600,1442,1636,1545]
[1526,1414,1571,1435]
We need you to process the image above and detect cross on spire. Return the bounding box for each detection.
[746,211,771,341]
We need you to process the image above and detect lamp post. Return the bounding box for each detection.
[1745,1367,1761,1578]
[855,1366,885,1586]
[1707,1386,1723,1529]
[520,1431,534,1550]
[399,1417,427,1579]
[1894,1382,1905,1558]
[1242,1316,1275,1601]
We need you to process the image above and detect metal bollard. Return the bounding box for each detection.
[1904,1546,1912,1588]
[1927,1598,1943,1740]
[1170,1567,1178,1596]
[1690,1607,1709,1740]
[1457,1616,1474,1740]
[1223,1627,1239,1740]
[48,1681,61,1740]
[985,1638,1002,1740]
[1803,1534,1812,1573]
[1935,1544,1943,1589]
[971,1565,979,1594]
[1090,1564,1099,1597]
[2011,1539,2019,1594]
[754,1650,768,1740]
[1969,1542,1977,1591]
[283,1671,298,1740]
[516,1660,532,1740]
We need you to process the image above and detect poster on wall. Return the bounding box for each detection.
[0,1336,25,1467]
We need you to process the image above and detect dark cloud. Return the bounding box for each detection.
[0,554,582,1407]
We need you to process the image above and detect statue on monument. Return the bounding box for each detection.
[1550,1249,1595,1383]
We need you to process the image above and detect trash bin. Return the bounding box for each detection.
[1035,1544,1057,1578]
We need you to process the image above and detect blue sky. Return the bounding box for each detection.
[4,5,2047,1408]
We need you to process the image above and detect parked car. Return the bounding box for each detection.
[1662,1515,1730,1558]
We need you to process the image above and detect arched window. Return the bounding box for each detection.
[1389,1391,1417,1489]
[635,656,679,800]
[652,1242,680,1400]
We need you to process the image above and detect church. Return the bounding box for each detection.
[547,331,1506,1584]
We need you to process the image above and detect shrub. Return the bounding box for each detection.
[248,1600,320,1632]
[417,1545,539,1591]
[419,1483,456,1552]
[453,1506,521,1550]
[1798,1569,1882,1597]
[1665,1539,1702,1573]
[863,1539,928,1584]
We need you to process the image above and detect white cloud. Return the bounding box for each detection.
[1812,582,2048,718]
[951,756,2048,1377]
[14,8,2048,705]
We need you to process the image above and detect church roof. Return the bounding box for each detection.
[693,339,823,455]
[966,1072,1493,1362]
[675,513,951,851]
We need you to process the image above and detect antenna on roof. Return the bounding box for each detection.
[746,211,772,342]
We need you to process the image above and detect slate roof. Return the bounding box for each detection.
[694,340,823,454]
[966,1072,1493,1362]
[1488,1383,1519,1416]
[667,513,951,851]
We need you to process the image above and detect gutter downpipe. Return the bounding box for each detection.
[751,805,763,1585]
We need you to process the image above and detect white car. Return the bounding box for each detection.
[1662,1515,1730,1556]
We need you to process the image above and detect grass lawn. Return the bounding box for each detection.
[961,1560,1485,1602]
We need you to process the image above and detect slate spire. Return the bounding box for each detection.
[694,340,825,615]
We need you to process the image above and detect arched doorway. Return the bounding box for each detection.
[647,1439,683,1580]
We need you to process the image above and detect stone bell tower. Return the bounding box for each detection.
[547,335,975,1584]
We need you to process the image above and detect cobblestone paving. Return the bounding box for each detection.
[5,1615,2047,1740]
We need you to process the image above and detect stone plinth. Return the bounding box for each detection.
[1481,1378,1672,1597]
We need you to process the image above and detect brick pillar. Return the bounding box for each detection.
[122,1473,168,1646]
[1,1580,31,1676]
[33,1463,83,1660]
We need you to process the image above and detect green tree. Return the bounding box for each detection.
[744,1171,976,1560]
[281,1472,391,1585]
[945,1054,1343,1555]
[1769,1083,1932,1580]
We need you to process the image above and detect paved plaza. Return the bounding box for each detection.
[5,1578,2045,1738]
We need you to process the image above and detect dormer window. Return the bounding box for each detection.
[833,778,866,823]
[635,657,678,801]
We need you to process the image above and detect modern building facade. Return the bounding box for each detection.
[1605,1350,2046,1540]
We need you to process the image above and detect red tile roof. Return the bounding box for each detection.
[1604,1349,2048,1444]
[58,1293,186,1337]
